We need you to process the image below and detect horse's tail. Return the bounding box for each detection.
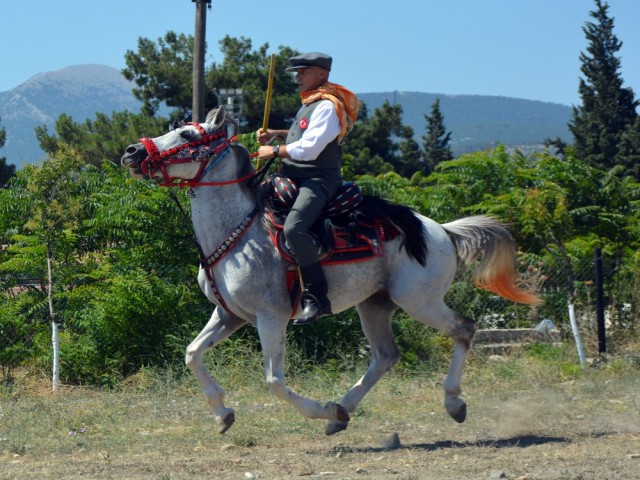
[441,215,540,305]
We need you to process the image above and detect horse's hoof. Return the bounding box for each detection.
[451,403,467,423]
[217,410,236,434]
[445,398,467,424]
[325,421,349,436]
[326,402,350,423]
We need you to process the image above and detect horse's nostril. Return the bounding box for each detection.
[125,145,139,155]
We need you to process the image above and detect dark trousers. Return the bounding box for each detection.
[283,175,342,268]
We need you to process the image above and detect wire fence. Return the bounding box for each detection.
[446,247,639,358]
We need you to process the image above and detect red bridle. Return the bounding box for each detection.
[139,122,255,188]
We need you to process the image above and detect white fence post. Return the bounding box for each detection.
[568,302,587,370]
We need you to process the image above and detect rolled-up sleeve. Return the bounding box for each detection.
[285,100,341,161]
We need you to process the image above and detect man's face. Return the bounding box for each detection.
[293,66,328,93]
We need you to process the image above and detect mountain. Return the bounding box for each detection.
[0,65,573,170]
[358,92,572,155]
[0,65,143,169]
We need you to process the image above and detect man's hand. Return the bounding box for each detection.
[256,129,273,145]
[258,145,277,161]
[256,129,288,145]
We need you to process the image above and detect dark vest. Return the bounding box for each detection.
[282,100,341,178]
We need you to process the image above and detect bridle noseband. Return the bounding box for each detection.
[139,122,255,188]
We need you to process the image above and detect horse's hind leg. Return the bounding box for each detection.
[403,301,476,423]
[185,307,246,433]
[326,292,400,435]
[443,310,476,423]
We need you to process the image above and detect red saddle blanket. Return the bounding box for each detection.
[267,211,391,266]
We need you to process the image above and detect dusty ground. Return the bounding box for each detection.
[2,362,640,479]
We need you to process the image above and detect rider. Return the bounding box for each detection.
[257,51,359,325]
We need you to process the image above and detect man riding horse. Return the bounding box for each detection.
[257,52,359,325]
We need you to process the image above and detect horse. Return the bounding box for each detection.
[121,107,539,436]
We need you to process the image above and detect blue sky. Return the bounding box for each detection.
[1,0,639,107]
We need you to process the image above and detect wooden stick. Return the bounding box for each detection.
[257,53,276,169]
[262,53,276,133]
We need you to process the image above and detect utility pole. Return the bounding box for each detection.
[192,0,211,122]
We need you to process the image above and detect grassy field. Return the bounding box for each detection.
[2,341,639,480]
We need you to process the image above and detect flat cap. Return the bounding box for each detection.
[286,52,332,72]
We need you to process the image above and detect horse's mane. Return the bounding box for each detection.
[232,143,254,180]
[232,143,265,209]
[203,107,261,205]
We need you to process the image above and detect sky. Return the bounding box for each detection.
[1,0,639,107]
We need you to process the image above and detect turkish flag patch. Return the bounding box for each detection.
[299,118,308,129]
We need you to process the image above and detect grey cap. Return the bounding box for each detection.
[286,52,332,72]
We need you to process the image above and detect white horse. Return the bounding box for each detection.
[121,107,539,436]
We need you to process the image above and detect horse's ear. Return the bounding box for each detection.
[205,106,226,129]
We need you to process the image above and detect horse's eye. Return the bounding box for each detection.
[180,130,193,140]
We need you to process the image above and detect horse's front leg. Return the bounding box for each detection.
[256,312,350,427]
[185,307,246,433]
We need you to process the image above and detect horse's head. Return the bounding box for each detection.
[121,107,238,185]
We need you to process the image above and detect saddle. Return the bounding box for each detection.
[262,175,409,318]
[264,175,394,266]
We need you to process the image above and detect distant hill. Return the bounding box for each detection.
[358,92,572,155]
[0,65,573,169]
[0,65,143,169]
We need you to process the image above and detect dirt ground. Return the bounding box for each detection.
[5,430,638,480]
[2,363,640,479]
[0,379,640,480]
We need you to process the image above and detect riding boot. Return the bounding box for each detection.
[293,263,332,326]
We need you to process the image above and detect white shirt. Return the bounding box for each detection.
[285,100,341,161]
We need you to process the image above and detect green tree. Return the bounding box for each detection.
[343,101,407,176]
[423,145,521,222]
[206,36,300,131]
[122,31,196,117]
[58,163,208,383]
[397,125,422,178]
[0,118,16,186]
[422,98,452,175]
[0,159,210,385]
[616,117,640,179]
[36,111,168,167]
[123,33,300,130]
[1,147,85,390]
[569,0,638,173]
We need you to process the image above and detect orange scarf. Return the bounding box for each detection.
[301,82,359,143]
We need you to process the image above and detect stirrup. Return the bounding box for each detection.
[293,292,331,325]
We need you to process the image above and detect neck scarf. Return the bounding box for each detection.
[300,82,359,143]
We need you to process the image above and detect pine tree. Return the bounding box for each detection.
[616,117,640,180]
[398,125,422,178]
[422,98,452,175]
[569,0,638,173]
[0,118,16,187]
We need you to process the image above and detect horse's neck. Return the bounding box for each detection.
[190,182,256,257]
